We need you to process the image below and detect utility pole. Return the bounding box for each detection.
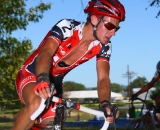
[123,65,137,99]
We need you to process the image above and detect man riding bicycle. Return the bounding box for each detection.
[12,0,125,129]
[130,61,160,121]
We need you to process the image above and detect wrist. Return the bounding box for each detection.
[99,100,111,110]
[100,100,110,105]
[36,73,50,84]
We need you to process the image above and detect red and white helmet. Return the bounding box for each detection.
[84,0,125,21]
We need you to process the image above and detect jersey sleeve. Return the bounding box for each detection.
[48,19,80,45]
[96,42,112,62]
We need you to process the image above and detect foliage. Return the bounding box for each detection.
[91,87,97,90]
[63,81,86,91]
[125,77,148,96]
[0,0,51,109]
[147,0,160,18]
[0,0,51,36]
[130,76,148,88]
[150,79,160,100]
[111,83,123,92]
[0,37,32,109]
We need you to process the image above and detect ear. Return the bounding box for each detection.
[90,15,99,26]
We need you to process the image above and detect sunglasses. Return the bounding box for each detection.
[100,18,120,32]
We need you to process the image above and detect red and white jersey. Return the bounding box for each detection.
[22,19,112,77]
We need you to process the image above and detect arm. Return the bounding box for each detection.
[96,61,119,123]
[96,61,110,102]
[136,73,159,96]
[36,38,58,75]
[34,38,59,99]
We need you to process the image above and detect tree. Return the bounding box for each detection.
[0,0,52,109]
[130,76,148,88]
[147,0,160,18]
[111,83,123,92]
[63,81,86,91]
[125,77,148,96]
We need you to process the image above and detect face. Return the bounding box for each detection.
[95,16,120,44]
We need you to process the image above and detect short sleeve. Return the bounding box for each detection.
[48,19,81,45]
[96,42,112,62]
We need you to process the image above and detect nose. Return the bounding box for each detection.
[109,29,116,36]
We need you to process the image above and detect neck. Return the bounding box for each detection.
[82,23,96,44]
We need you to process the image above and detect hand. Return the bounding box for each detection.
[105,106,120,123]
[129,93,138,102]
[33,81,51,99]
[156,113,160,121]
[100,102,119,123]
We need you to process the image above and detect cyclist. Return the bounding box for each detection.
[12,0,125,129]
[130,61,160,121]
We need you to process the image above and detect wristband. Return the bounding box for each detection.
[100,103,112,118]
[100,100,110,105]
[36,73,50,84]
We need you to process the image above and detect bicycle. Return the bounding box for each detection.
[29,83,115,130]
[125,97,160,130]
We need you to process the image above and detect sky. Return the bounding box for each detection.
[13,0,160,88]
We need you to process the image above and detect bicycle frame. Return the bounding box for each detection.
[30,96,109,130]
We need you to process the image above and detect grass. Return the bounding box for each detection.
[0,123,124,130]
[0,122,14,130]
[0,104,129,129]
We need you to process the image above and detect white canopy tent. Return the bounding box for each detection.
[63,90,124,101]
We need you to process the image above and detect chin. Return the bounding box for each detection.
[101,40,109,44]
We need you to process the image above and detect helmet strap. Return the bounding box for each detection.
[91,16,103,40]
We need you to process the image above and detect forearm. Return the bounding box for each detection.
[98,78,111,102]
[136,83,153,95]
[36,51,52,76]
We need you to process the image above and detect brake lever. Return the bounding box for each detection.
[45,83,55,109]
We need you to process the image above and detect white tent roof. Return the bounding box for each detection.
[133,88,156,100]
[63,90,123,99]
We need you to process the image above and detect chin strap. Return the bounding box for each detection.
[90,16,103,40]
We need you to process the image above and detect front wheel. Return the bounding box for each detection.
[124,116,150,130]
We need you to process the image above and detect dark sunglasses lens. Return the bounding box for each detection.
[104,23,119,31]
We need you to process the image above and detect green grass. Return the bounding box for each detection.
[0,103,130,130]
[0,122,14,130]
[0,109,20,114]
[0,123,123,130]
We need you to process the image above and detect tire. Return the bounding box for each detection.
[124,116,156,130]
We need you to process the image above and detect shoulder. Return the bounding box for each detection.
[50,19,84,40]
[55,19,83,29]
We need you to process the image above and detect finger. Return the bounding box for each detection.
[38,90,47,99]
[53,90,57,95]
[45,86,51,97]
[41,88,49,99]
[106,107,111,115]
[106,116,114,123]
[116,110,120,118]
[34,90,39,96]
